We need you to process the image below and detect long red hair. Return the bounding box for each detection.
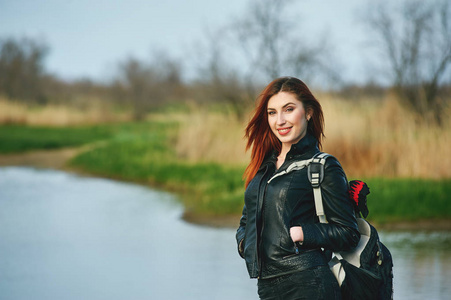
[244,77,325,187]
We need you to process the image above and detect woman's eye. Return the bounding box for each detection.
[268,111,276,115]
[286,107,294,112]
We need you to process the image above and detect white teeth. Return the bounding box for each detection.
[278,128,290,134]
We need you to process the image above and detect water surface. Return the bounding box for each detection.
[0,167,450,299]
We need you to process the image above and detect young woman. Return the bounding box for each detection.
[236,77,360,299]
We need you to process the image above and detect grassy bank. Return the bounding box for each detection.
[68,121,246,216]
[1,122,450,227]
[0,124,114,153]
[353,177,451,224]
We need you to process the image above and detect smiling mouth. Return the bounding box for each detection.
[277,127,292,135]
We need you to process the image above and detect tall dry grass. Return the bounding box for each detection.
[175,93,451,179]
[175,109,250,165]
[319,92,450,178]
[0,98,132,126]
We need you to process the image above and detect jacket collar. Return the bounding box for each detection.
[259,151,278,171]
[259,132,319,171]
[287,132,319,157]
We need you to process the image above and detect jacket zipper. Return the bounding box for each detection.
[257,166,272,278]
[257,183,270,278]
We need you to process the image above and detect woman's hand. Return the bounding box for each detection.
[290,226,304,243]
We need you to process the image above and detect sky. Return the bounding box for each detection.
[0,0,374,84]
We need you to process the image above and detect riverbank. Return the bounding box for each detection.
[1,147,451,231]
[0,145,242,227]
[0,147,80,169]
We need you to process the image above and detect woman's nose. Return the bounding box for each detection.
[277,113,286,125]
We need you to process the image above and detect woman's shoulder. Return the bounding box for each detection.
[321,154,347,184]
[316,152,344,172]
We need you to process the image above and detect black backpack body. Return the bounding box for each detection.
[356,222,393,299]
[308,152,394,300]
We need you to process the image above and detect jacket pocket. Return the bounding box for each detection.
[280,223,299,259]
[282,245,300,259]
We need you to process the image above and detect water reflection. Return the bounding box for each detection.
[0,167,450,300]
[381,231,451,299]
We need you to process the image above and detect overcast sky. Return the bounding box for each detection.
[0,0,374,84]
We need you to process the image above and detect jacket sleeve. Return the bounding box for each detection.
[300,156,360,251]
[236,205,247,258]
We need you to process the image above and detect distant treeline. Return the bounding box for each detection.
[1,0,450,123]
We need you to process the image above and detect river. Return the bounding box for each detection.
[0,167,450,300]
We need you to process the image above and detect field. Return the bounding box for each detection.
[1,94,450,227]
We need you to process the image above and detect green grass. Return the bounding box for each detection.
[3,122,450,222]
[0,124,114,153]
[361,178,451,224]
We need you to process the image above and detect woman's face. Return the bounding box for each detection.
[267,92,310,148]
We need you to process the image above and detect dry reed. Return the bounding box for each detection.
[175,93,451,179]
[320,92,451,178]
[175,109,250,165]
[0,98,132,126]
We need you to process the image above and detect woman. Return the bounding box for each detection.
[236,77,360,299]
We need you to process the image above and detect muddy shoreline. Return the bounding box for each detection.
[1,148,450,231]
[0,148,82,170]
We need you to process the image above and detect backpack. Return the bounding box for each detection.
[308,152,394,300]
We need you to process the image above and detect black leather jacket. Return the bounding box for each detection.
[236,133,360,279]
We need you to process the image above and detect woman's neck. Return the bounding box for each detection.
[280,144,291,158]
[276,146,291,169]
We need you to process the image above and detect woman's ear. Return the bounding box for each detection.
[306,108,313,121]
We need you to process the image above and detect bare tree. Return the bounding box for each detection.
[192,0,338,118]
[366,0,451,124]
[231,0,337,84]
[112,51,184,120]
[192,27,256,119]
[0,37,49,103]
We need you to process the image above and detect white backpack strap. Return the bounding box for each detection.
[308,152,331,224]
[267,158,313,184]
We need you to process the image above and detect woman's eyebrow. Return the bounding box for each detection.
[267,102,297,110]
[282,102,296,108]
